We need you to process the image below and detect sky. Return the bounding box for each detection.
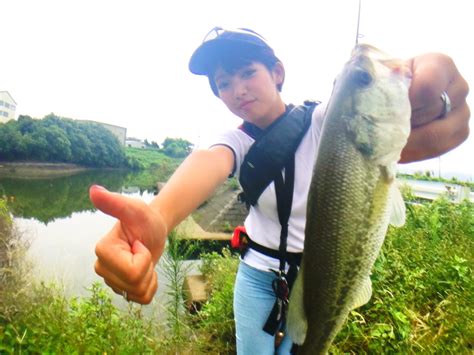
[2,0,473,180]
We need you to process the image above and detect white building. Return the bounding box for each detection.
[0,91,17,123]
[79,120,127,146]
[125,137,146,149]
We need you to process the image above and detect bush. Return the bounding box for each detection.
[332,197,474,353]
[0,281,163,353]
[192,249,239,353]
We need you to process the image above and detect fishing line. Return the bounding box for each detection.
[355,0,362,45]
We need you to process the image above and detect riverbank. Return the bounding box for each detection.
[0,162,90,179]
[0,196,239,353]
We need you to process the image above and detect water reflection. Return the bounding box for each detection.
[0,169,159,223]
[17,209,117,296]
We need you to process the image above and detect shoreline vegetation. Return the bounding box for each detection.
[0,147,183,179]
[0,161,90,179]
[0,113,193,173]
[1,183,473,352]
[1,159,472,185]
[2,160,473,197]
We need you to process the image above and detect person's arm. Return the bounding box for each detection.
[400,53,470,163]
[89,145,234,304]
[149,146,235,233]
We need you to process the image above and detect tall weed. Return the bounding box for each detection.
[160,230,199,352]
[192,249,239,354]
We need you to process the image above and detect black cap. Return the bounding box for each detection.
[189,27,274,75]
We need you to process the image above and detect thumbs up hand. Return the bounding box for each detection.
[89,185,167,304]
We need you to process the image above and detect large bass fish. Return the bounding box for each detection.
[287,44,412,354]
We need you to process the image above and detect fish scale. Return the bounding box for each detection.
[287,44,412,354]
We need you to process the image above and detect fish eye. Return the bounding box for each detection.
[353,69,372,87]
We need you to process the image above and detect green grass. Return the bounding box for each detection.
[122,147,184,189]
[332,196,474,354]
[0,282,167,353]
[124,147,182,170]
[191,249,239,353]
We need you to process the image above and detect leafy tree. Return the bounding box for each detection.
[17,115,36,134]
[44,125,72,161]
[28,127,50,161]
[0,114,127,168]
[1,114,192,168]
[0,123,27,160]
[161,137,193,158]
[68,132,93,165]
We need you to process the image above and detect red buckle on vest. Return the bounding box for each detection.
[231,225,249,251]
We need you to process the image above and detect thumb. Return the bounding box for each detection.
[89,184,134,221]
[90,184,166,264]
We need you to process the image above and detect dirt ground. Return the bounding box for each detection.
[0,162,89,179]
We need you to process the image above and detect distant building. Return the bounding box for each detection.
[0,91,17,123]
[79,120,127,146]
[126,137,146,149]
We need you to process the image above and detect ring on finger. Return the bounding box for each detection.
[439,90,452,118]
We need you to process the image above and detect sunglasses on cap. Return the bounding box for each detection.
[202,26,269,45]
[189,26,274,76]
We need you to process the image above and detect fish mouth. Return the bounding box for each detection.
[352,43,389,60]
[352,44,412,79]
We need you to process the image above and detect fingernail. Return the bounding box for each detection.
[91,184,107,191]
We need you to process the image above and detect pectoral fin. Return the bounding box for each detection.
[389,184,406,227]
[350,275,373,310]
[287,264,308,345]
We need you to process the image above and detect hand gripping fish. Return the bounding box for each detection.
[287,44,412,354]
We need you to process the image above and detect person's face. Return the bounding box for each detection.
[214,62,285,128]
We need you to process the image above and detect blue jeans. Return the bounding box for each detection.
[233,261,293,355]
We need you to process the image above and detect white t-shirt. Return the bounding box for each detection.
[211,103,326,272]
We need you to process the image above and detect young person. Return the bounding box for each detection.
[90,27,470,354]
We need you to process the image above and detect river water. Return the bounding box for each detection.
[0,169,200,316]
[15,191,155,296]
